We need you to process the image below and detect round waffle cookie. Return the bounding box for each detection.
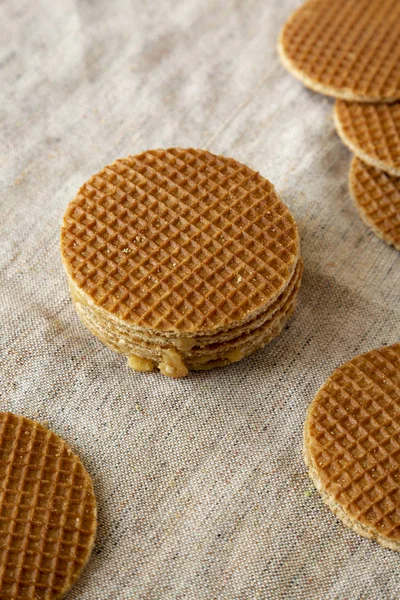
[71,259,303,372]
[60,148,301,377]
[304,343,400,551]
[0,412,97,599]
[350,157,400,251]
[335,100,400,177]
[278,0,400,102]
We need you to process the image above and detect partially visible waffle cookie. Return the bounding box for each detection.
[350,157,400,251]
[0,412,97,599]
[304,343,400,551]
[61,148,302,377]
[278,0,400,102]
[335,100,400,177]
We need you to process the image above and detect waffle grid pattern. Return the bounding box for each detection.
[69,258,303,348]
[280,0,400,101]
[73,264,300,360]
[74,288,297,367]
[336,100,400,176]
[307,344,400,542]
[0,413,96,600]
[350,158,400,251]
[61,148,299,332]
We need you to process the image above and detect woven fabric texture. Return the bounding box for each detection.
[1,0,400,598]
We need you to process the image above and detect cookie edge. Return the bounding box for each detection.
[349,157,400,252]
[334,102,400,178]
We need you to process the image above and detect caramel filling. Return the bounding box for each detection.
[225,349,243,363]
[159,349,188,378]
[128,355,155,372]
[174,337,196,352]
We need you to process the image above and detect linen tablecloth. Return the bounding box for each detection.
[1,0,400,598]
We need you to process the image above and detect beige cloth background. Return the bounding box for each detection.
[1,0,400,598]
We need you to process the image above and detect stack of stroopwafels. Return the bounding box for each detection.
[60,148,303,378]
[278,0,400,251]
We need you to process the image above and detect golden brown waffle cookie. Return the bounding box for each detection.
[350,157,400,251]
[72,260,302,369]
[335,100,400,177]
[61,148,300,333]
[69,259,303,351]
[278,0,400,102]
[304,343,400,551]
[75,292,297,372]
[0,412,97,599]
[61,148,301,377]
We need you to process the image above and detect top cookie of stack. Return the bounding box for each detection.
[279,0,400,251]
[60,148,302,378]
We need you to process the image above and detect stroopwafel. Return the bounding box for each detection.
[350,157,400,251]
[335,100,400,177]
[304,344,400,550]
[0,412,97,599]
[60,148,302,377]
[278,0,400,102]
